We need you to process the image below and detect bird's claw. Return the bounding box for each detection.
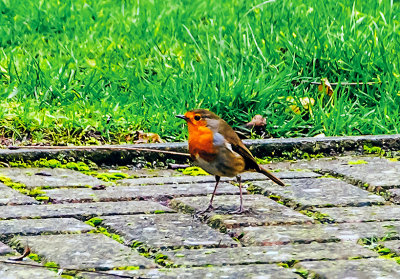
[229,206,247,215]
[196,204,214,215]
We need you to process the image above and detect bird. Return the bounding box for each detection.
[176,109,285,214]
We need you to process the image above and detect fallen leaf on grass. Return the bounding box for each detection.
[245,115,266,128]
[286,97,315,114]
[318,78,334,96]
[8,245,30,261]
[133,131,164,144]
[245,114,268,137]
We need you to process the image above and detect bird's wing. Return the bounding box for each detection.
[217,119,259,170]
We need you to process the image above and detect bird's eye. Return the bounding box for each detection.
[194,115,201,121]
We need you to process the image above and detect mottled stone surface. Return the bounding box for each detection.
[0,242,13,255]
[253,178,384,208]
[101,168,181,178]
[44,182,243,203]
[164,242,376,266]
[119,171,320,186]
[295,156,400,189]
[239,221,400,245]
[0,201,173,220]
[319,205,400,223]
[102,214,237,248]
[0,182,38,205]
[0,256,61,278]
[0,168,108,189]
[296,258,400,279]
[15,234,155,270]
[78,265,300,279]
[171,195,313,229]
[0,218,92,235]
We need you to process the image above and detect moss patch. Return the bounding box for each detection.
[348,160,368,165]
[0,174,49,201]
[364,144,385,156]
[178,166,209,176]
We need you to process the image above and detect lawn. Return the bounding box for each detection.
[0,0,399,145]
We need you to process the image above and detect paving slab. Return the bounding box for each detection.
[171,195,313,229]
[295,258,400,279]
[78,264,300,279]
[295,156,400,189]
[15,233,155,270]
[0,242,13,255]
[0,218,92,236]
[0,182,38,205]
[0,168,108,189]
[119,171,320,186]
[163,241,376,267]
[0,256,61,278]
[239,221,400,246]
[43,182,243,203]
[318,205,400,223]
[0,201,173,220]
[102,213,237,248]
[253,178,384,208]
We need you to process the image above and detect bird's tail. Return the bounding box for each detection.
[257,166,285,186]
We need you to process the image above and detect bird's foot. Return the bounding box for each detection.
[229,206,247,215]
[196,204,214,215]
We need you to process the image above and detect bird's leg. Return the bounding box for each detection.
[197,175,220,214]
[229,175,245,214]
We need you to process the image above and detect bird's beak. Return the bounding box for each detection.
[176,115,187,120]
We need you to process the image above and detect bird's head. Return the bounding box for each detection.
[176,109,220,128]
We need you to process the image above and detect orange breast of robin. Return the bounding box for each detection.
[187,124,217,162]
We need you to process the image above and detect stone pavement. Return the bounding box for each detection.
[2,154,400,278]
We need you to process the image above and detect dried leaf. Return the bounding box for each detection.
[134,131,164,144]
[286,97,301,115]
[245,115,266,128]
[286,96,314,114]
[8,245,30,261]
[92,184,106,190]
[318,78,334,96]
[299,97,315,109]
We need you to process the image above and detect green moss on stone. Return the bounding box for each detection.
[179,166,209,176]
[348,160,368,165]
[85,217,104,226]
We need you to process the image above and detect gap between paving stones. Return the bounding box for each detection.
[0,201,175,220]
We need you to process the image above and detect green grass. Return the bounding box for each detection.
[1,0,399,145]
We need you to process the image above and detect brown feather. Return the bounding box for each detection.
[217,118,285,186]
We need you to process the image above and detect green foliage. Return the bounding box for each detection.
[0,0,399,144]
[179,166,209,176]
[44,261,60,272]
[363,144,385,156]
[348,159,368,165]
[85,217,104,227]
[95,172,130,182]
[28,253,41,262]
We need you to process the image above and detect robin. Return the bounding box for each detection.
[176,109,285,214]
